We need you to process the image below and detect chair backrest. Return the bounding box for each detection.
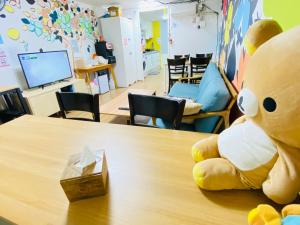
[56,92,100,122]
[190,57,211,77]
[168,58,186,79]
[175,55,190,60]
[196,54,205,58]
[184,54,190,60]
[206,53,213,60]
[128,93,186,130]
[174,55,182,59]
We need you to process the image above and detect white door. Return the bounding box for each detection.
[121,18,137,85]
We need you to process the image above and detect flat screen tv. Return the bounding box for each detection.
[18,50,73,89]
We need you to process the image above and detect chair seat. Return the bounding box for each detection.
[168,82,199,101]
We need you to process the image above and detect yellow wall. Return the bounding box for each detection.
[146,21,161,51]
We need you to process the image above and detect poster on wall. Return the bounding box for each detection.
[0,49,9,68]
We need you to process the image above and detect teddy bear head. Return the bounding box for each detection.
[237,20,300,148]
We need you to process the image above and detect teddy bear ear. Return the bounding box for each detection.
[243,19,283,55]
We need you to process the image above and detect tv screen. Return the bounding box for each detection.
[18,50,73,89]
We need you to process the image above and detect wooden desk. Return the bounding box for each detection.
[101,89,156,117]
[74,64,118,89]
[0,116,271,225]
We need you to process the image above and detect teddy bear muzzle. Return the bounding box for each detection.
[237,88,258,117]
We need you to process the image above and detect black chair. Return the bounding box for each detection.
[174,54,190,60]
[184,54,190,61]
[206,53,213,60]
[0,88,30,123]
[167,58,186,91]
[190,57,210,81]
[196,54,206,58]
[128,93,186,130]
[56,92,100,122]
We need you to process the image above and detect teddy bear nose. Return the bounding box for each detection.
[237,88,258,117]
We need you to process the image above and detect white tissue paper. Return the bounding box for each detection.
[75,146,96,170]
[96,56,108,64]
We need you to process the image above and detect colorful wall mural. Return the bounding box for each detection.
[0,0,100,88]
[218,0,300,91]
[0,0,99,59]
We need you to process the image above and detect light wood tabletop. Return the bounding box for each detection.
[101,89,156,117]
[74,64,118,88]
[0,116,272,225]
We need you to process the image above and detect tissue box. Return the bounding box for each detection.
[60,150,108,202]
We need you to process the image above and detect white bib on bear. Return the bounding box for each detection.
[218,120,277,171]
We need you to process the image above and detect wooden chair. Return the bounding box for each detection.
[128,93,186,130]
[168,58,186,91]
[189,57,211,83]
[56,92,100,122]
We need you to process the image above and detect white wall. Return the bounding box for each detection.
[169,0,221,60]
[0,0,99,90]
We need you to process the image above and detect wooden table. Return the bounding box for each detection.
[101,89,156,117]
[74,64,118,88]
[0,115,272,225]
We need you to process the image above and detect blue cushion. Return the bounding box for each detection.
[283,215,300,225]
[197,63,222,101]
[168,83,199,101]
[194,66,231,133]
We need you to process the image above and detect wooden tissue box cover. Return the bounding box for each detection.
[60,150,108,202]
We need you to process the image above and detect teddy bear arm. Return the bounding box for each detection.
[262,157,300,204]
[231,115,247,126]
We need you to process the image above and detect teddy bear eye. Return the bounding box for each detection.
[263,97,277,112]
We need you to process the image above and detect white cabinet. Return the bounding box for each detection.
[100,17,138,87]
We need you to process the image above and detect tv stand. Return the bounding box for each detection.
[22,79,90,116]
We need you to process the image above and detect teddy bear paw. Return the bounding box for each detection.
[248,204,281,225]
[192,146,205,162]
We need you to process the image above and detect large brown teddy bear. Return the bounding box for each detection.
[192,19,300,204]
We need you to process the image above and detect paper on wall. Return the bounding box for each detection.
[0,49,9,68]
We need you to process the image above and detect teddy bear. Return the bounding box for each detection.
[192,19,300,204]
[248,204,300,225]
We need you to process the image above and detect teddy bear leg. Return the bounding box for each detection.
[282,205,300,217]
[248,204,281,225]
[281,205,300,225]
[192,135,220,162]
[192,158,249,190]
